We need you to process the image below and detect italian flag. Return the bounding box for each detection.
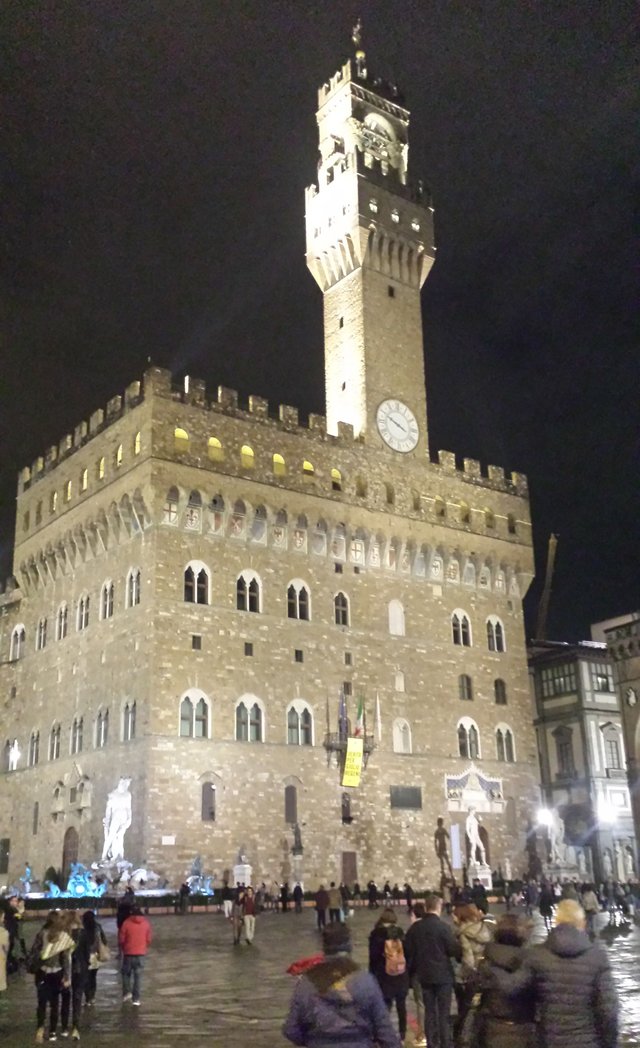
[354,696,364,737]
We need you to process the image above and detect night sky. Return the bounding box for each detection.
[2,2,637,641]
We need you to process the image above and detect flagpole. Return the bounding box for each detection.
[375,691,382,742]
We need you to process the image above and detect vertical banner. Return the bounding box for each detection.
[450,823,462,870]
[342,737,364,787]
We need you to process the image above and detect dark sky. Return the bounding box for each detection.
[2,1,638,641]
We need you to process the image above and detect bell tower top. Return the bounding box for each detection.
[306,30,435,453]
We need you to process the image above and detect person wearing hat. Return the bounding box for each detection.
[283,923,401,1048]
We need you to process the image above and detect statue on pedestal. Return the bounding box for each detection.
[101,777,132,862]
[466,807,486,865]
[434,817,453,878]
[548,810,566,864]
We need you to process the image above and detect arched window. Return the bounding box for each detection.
[115,444,123,467]
[96,709,109,748]
[77,595,90,631]
[28,731,40,767]
[287,702,313,746]
[80,468,88,492]
[56,604,68,641]
[123,701,136,742]
[241,445,255,469]
[452,610,472,647]
[236,698,264,742]
[458,718,480,759]
[179,692,210,739]
[49,724,61,761]
[392,718,412,754]
[496,725,515,763]
[36,618,47,651]
[494,679,507,705]
[395,670,405,692]
[601,723,622,770]
[460,501,470,524]
[355,476,367,498]
[435,496,446,518]
[201,782,216,821]
[237,571,261,612]
[485,508,495,529]
[163,485,179,525]
[388,599,405,637]
[50,490,58,513]
[180,697,193,737]
[71,717,83,755]
[384,483,395,505]
[207,436,224,462]
[273,453,286,477]
[284,784,298,824]
[184,562,209,604]
[458,674,473,701]
[287,581,310,621]
[302,460,315,477]
[331,468,342,491]
[334,592,350,627]
[487,616,506,652]
[11,626,26,661]
[174,427,189,453]
[64,480,72,502]
[127,568,141,608]
[133,431,141,456]
[101,581,115,619]
[97,457,105,480]
[6,739,20,771]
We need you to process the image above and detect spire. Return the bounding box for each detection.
[351,17,367,78]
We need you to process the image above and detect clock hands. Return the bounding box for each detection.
[389,416,408,435]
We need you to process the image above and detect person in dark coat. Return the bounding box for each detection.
[368,908,410,1042]
[538,882,555,931]
[404,892,462,1048]
[116,886,136,929]
[477,914,537,1048]
[495,899,618,1048]
[315,885,329,930]
[283,923,401,1048]
[293,883,304,914]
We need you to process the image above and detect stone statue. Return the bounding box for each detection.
[466,807,486,865]
[625,845,636,880]
[434,817,453,877]
[504,857,512,881]
[603,848,613,879]
[614,840,626,881]
[577,849,587,875]
[549,809,566,864]
[101,777,132,862]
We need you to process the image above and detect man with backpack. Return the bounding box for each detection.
[404,892,462,1048]
[368,907,409,1043]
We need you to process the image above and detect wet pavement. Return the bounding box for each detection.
[2,905,640,1047]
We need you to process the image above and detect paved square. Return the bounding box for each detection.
[2,906,640,1046]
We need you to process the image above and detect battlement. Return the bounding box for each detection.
[17,367,528,500]
[318,60,408,114]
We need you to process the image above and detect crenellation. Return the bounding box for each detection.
[336,420,355,441]
[463,457,481,479]
[184,377,206,406]
[73,421,88,447]
[106,394,122,419]
[124,379,142,407]
[511,471,528,496]
[218,386,238,410]
[438,450,456,472]
[58,434,73,459]
[45,445,58,469]
[248,394,269,418]
[487,464,505,484]
[308,413,327,435]
[89,408,104,435]
[278,404,299,428]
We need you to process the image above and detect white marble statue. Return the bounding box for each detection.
[466,806,486,865]
[549,809,566,864]
[625,845,636,881]
[603,848,613,879]
[102,777,132,862]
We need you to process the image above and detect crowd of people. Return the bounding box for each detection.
[0,871,632,1046]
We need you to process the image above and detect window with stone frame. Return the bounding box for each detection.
[96,709,109,748]
[201,782,216,821]
[452,611,472,647]
[184,563,209,604]
[237,571,261,613]
[163,486,179,525]
[236,699,263,742]
[287,703,313,746]
[127,568,141,608]
[287,581,310,621]
[101,581,115,620]
[334,591,350,627]
[496,725,515,763]
[601,722,622,769]
[71,717,83,755]
[28,731,40,767]
[10,626,26,661]
[541,663,577,698]
[494,679,507,705]
[284,784,298,824]
[590,662,614,693]
[458,719,480,760]
[56,604,68,641]
[486,616,506,652]
[553,725,575,776]
[179,694,209,739]
[123,701,136,742]
[458,674,473,701]
[392,719,412,754]
[36,618,47,651]
[49,724,61,761]
[77,595,90,631]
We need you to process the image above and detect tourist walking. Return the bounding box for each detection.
[242,887,257,944]
[404,892,462,1048]
[476,914,536,1048]
[283,923,402,1047]
[368,908,410,1043]
[30,911,75,1044]
[82,910,108,1006]
[538,882,554,931]
[221,881,234,920]
[232,889,245,945]
[407,903,427,1047]
[293,883,304,914]
[328,882,342,923]
[452,902,492,1041]
[118,904,152,1006]
[581,884,600,938]
[281,882,290,913]
[315,885,329,930]
[495,899,618,1048]
[59,910,87,1040]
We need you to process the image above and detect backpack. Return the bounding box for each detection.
[25,933,43,975]
[384,934,406,976]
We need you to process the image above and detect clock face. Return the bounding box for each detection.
[376,399,419,452]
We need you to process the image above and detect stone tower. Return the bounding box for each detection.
[305,38,433,455]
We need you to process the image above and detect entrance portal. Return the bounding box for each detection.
[62,826,79,883]
[341,850,357,886]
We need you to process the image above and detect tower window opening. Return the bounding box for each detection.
[388,285,395,298]
[339,317,344,329]
[174,427,189,453]
[331,468,342,491]
[241,445,255,469]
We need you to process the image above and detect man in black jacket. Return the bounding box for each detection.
[404,893,462,1048]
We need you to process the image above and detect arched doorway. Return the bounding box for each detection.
[62,826,78,883]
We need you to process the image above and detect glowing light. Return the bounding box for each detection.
[537,807,553,827]
[597,799,618,825]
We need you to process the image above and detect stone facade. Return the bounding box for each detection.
[601,614,640,869]
[0,50,540,890]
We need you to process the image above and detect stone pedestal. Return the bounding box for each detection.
[233,862,252,887]
[468,862,493,890]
